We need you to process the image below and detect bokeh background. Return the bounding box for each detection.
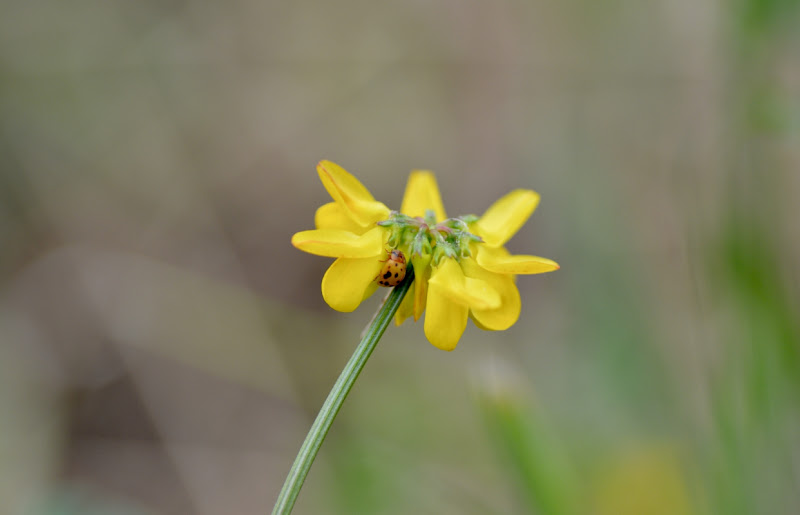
[2,0,799,514]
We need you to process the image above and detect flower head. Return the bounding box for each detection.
[292,161,559,351]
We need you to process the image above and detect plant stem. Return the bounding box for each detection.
[272,265,414,515]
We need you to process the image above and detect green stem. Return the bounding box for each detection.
[272,265,415,515]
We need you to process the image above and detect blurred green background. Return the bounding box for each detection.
[1,0,799,514]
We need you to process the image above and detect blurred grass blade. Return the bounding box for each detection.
[478,380,579,515]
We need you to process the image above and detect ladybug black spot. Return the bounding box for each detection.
[394,273,398,278]
[383,271,392,279]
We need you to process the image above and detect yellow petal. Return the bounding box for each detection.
[400,171,447,222]
[461,257,521,331]
[476,245,559,275]
[475,189,540,247]
[395,253,430,325]
[361,278,379,302]
[292,227,386,258]
[317,160,391,226]
[428,259,501,311]
[394,282,415,326]
[315,202,368,234]
[410,253,432,321]
[321,256,384,312]
[424,279,469,351]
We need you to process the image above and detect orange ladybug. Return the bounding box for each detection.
[376,249,407,287]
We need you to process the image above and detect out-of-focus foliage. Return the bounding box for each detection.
[1,0,799,513]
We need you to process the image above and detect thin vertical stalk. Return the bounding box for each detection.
[272,266,414,515]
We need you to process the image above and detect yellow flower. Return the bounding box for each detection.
[291,161,392,312]
[292,160,559,351]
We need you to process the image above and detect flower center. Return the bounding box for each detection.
[377,210,483,264]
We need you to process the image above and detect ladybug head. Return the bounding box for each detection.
[390,249,406,263]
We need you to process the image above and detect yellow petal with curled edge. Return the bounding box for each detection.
[315,202,368,234]
[424,279,469,351]
[400,171,447,221]
[317,160,391,226]
[291,227,385,258]
[461,257,521,331]
[427,259,501,311]
[476,245,560,275]
[321,256,384,312]
[474,189,540,247]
